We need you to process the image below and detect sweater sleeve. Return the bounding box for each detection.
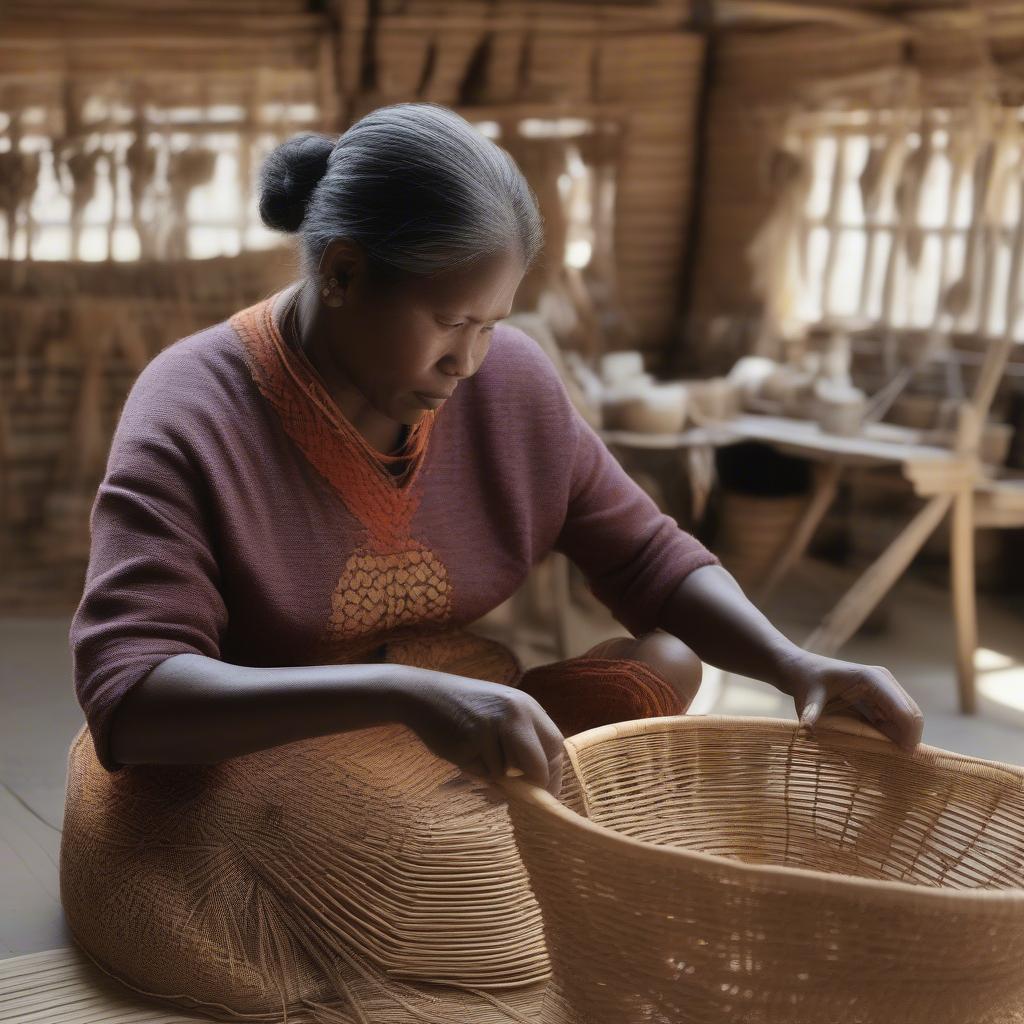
[551,378,721,638]
[69,348,229,773]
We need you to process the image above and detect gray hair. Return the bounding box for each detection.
[257,102,545,284]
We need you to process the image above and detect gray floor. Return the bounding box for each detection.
[2,571,1022,960]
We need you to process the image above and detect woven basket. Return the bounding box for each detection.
[714,490,809,590]
[500,715,1024,1024]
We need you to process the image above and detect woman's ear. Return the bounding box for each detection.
[319,276,345,307]
[317,239,362,307]
[319,238,361,283]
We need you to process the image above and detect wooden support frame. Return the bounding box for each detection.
[754,461,843,605]
[803,492,953,656]
[601,374,1011,714]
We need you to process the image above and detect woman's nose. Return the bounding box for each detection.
[439,353,469,378]
[441,331,488,378]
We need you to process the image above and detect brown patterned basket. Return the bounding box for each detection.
[500,715,1024,1024]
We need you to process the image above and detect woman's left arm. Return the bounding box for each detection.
[511,327,923,752]
[658,563,925,751]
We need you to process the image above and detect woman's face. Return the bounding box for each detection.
[322,245,526,427]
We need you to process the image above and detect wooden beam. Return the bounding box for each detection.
[803,492,953,656]
[755,461,842,605]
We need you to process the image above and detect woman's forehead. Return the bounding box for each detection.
[409,252,524,308]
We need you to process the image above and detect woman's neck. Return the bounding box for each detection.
[288,281,410,456]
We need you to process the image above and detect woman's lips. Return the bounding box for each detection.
[413,391,452,408]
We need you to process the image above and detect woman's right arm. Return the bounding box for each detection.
[74,344,562,793]
[108,653,421,767]
[109,653,565,795]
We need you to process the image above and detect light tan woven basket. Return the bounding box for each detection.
[499,714,1024,1024]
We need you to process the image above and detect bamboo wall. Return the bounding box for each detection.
[683,3,1024,374]
[9,0,1022,608]
[0,252,298,609]
[0,0,706,607]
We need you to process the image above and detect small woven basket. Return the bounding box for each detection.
[499,715,1024,1024]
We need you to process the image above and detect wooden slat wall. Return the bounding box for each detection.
[0,252,297,603]
[688,25,908,372]
[681,3,1024,374]
[0,0,711,603]
[335,2,705,353]
[1,0,707,352]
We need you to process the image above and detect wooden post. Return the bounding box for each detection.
[950,480,977,713]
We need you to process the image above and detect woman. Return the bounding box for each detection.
[61,103,923,1023]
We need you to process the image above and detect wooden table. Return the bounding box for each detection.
[601,413,982,712]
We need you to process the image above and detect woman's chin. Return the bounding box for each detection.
[401,394,437,420]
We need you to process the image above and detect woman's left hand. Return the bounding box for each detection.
[775,650,925,752]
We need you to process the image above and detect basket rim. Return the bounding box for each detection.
[499,714,1024,904]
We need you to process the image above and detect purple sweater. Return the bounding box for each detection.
[69,290,719,772]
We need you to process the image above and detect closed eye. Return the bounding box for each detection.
[440,321,497,332]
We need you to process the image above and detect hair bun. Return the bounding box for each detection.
[257,132,337,233]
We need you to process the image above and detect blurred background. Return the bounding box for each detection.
[2,0,1024,960]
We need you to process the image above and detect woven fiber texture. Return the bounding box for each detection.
[501,714,1024,1024]
[59,630,685,1023]
[516,657,686,738]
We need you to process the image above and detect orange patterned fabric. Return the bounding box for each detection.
[58,631,692,1023]
[230,292,458,663]
[230,291,434,546]
[516,656,687,737]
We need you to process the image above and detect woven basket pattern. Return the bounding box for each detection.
[59,631,688,1022]
[503,715,1024,1024]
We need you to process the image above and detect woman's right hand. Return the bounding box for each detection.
[395,667,565,797]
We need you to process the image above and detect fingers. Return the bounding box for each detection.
[855,666,924,752]
[547,754,564,799]
[461,725,506,780]
[798,681,828,729]
[498,697,565,797]
[440,685,567,797]
[484,725,510,776]
[800,663,924,753]
[456,694,566,798]
[461,755,489,780]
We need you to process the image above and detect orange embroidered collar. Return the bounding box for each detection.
[230,288,439,548]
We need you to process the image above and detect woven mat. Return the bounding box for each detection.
[0,944,548,1023]
[5,942,1023,1023]
[0,946,213,1023]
